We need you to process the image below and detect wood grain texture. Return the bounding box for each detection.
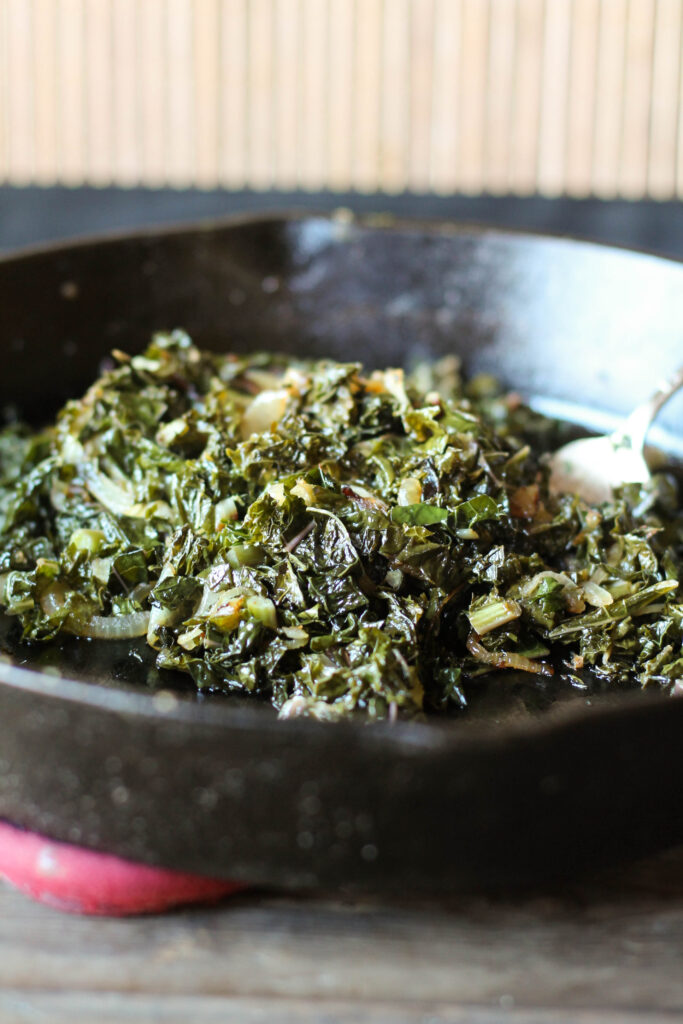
[0,993,680,1024]
[0,0,681,196]
[649,0,683,198]
[0,845,682,1022]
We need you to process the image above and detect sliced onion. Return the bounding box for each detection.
[240,389,289,439]
[214,496,238,525]
[467,634,553,676]
[40,584,68,617]
[581,580,614,608]
[194,582,227,618]
[68,611,150,640]
[519,570,576,597]
[518,570,585,614]
[83,466,139,517]
[291,478,316,506]
[82,466,171,521]
[397,477,422,506]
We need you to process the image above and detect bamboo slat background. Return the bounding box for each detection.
[0,0,682,197]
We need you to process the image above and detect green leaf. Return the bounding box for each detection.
[391,504,449,526]
[454,494,500,526]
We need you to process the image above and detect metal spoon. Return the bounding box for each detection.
[548,365,683,504]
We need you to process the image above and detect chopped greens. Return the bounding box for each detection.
[0,330,681,721]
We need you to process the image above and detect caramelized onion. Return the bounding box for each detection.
[68,611,150,640]
[467,633,553,676]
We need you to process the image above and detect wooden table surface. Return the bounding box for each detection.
[1,845,682,1024]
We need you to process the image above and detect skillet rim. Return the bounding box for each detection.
[2,204,683,271]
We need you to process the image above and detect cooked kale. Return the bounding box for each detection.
[0,331,681,720]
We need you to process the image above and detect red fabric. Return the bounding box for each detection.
[0,819,245,915]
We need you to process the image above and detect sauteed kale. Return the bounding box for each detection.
[0,331,681,719]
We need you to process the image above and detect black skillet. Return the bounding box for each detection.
[0,211,682,893]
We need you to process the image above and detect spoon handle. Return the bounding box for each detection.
[612,364,683,454]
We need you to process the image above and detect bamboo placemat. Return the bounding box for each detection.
[1,0,682,197]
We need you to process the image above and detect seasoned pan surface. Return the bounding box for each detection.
[0,212,682,891]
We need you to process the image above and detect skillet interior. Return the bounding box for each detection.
[0,212,682,892]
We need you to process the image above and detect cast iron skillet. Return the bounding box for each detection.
[0,211,682,893]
